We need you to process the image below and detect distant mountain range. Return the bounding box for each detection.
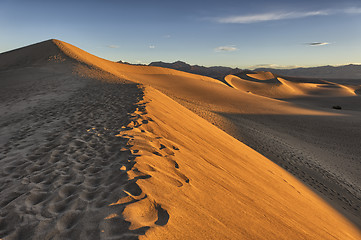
[255,64,361,80]
[148,61,241,83]
[145,61,361,84]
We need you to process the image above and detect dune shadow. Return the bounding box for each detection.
[155,204,170,226]
[276,95,361,111]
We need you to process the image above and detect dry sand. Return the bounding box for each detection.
[0,39,360,239]
[118,63,361,229]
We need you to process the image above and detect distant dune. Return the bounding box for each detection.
[0,40,361,239]
[225,71,357,98]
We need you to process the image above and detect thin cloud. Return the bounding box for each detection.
[248,64,301,70]
[215,10,329,24]
[249,63,361,69]
[307,42,330,46]
[215,46,238,52]
[213,7,361,24]
[149,45,156,49]
[107,45,119,49]
[344,7,361,14]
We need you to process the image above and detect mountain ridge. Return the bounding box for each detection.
[147,60,361,84]
[148,60,241,83]
[256,64,361,80]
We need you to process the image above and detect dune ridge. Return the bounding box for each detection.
[119,86,361,239]
[0,39,360,239]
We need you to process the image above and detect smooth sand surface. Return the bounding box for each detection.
[226,72,357,98]
[0,39,360,239]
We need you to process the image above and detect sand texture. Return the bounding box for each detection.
[0,39,361,239]
[0,71,147,238]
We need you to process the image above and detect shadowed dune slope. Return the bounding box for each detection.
[0,40,66,70]
[1,39,361,239]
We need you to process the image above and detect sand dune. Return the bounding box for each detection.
[225,72,357,99]
[0,39,360,239]
[247,71,276,81]
[120,86,360,239]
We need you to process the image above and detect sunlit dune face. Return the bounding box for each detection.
[247,71,275,81]
[119,87,361,239]
[225,73,357,101]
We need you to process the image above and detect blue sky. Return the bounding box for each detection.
[1,0,360,68]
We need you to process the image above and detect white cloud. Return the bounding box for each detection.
[107,45,119,49]
[215,46,238,52]
[307,42,330,46]
[216,10,329,24]
[163,35,171,38]
[149,45,156,49]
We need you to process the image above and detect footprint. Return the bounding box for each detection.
[154,204,169,226]
[124,182,142,197]
[152,151,162,156]
[56,211,82,231]
[25,191,48,206]
[49,200,67,214]
[58,185,77,198]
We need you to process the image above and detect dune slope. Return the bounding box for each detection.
[0,39,360,239]
[119,86,360,239]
